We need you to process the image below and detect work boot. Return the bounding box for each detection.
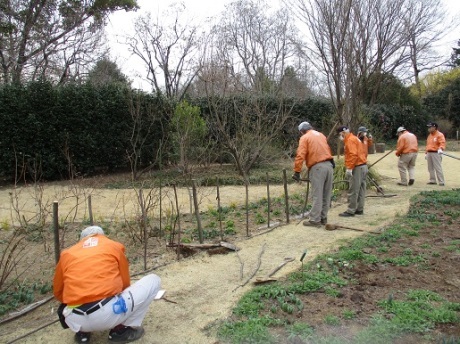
[397,182,407,186]
[427,181,437,185]
[108,326,144,343]
[320,218,327,225]
[408,179,414,186]
[303,220,321,228]
[354,210,364,215]
[74,331,91,343]
[339,211,354,217]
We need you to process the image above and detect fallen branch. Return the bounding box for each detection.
[251,222,281,237]
[0,295,54,325]
[167,241,239,251]
[233,243,266,292]
[6,319,59,344]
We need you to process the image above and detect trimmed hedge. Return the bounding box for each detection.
[0,82,334,182]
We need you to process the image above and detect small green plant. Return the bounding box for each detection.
[255,212,265,224]
[1,219,11,231]
[324,314,340,326]
[287,322,314,340]
[324,286,341,298]
[342,309,356,320]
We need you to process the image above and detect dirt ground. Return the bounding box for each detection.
[0,149,459,344]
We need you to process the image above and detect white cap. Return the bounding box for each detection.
[80,226,105,240]
[396,126,406,133]
[298,121,312,132]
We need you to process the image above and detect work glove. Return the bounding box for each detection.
[292,172,300,182]
[437,148,443,155]
[346,169,353,178]
[368,133,372,139]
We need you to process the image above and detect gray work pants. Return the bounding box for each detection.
[426,152,445,184]
[347,164,368,213]
[398,152,417,184]
[308,161,334,222]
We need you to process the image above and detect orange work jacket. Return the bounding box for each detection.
[360,135,373,157]
[343,133,367,169]
[53,234,130,305]
[294,129,333,170]
[396,131,418,156]
[426,130,446,152]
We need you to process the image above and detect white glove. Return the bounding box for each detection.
[346,169,353,178]
[368,134,372,139]
[437,148,443,155]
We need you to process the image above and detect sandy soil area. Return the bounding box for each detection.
[1,149,459,344]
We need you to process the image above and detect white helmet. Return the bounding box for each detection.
[298,121,312,132]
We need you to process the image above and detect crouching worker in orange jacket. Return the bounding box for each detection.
[337,126,369,217]
[53,226,162,343]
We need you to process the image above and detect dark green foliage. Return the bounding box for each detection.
[0,81,169,181]
[192,95,334,157]
[0,82,335,182]
[0,82,64,180]
[364,104,429,141]
[359,72,427,141]
[423,76,460,129]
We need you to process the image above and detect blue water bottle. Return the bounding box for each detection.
[112,296,127,314]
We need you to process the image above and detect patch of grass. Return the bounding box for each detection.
[218,317,279,344]
[383,254,426,266]
[377,290,459,333]
[287,322,314,340]
[324,314,340,326]
[342,309,356,320]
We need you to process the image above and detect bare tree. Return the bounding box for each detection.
[127,3,202,99]
[126,90,166,180]
[191,0,299,179]
[288,0,414,123]
[210,0,300,95]
[34,25,110,84]
[288,0,455,123]
[403,0,455,99]
[204,94,293,181]
[0,0,138,84]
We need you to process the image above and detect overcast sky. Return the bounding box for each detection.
[106,0,460,91]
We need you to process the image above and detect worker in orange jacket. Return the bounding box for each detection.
[337,126,368,217]
[395,126,418,186]
[425,122,446,186]
[53,226,162,343]
[293,121,334,227]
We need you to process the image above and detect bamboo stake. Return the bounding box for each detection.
[266,172,271,227]
[191,179,203,244]
[173,184,182,260]
[53,201,60,264]
[216,179,223,240]
[283,169,290,224]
